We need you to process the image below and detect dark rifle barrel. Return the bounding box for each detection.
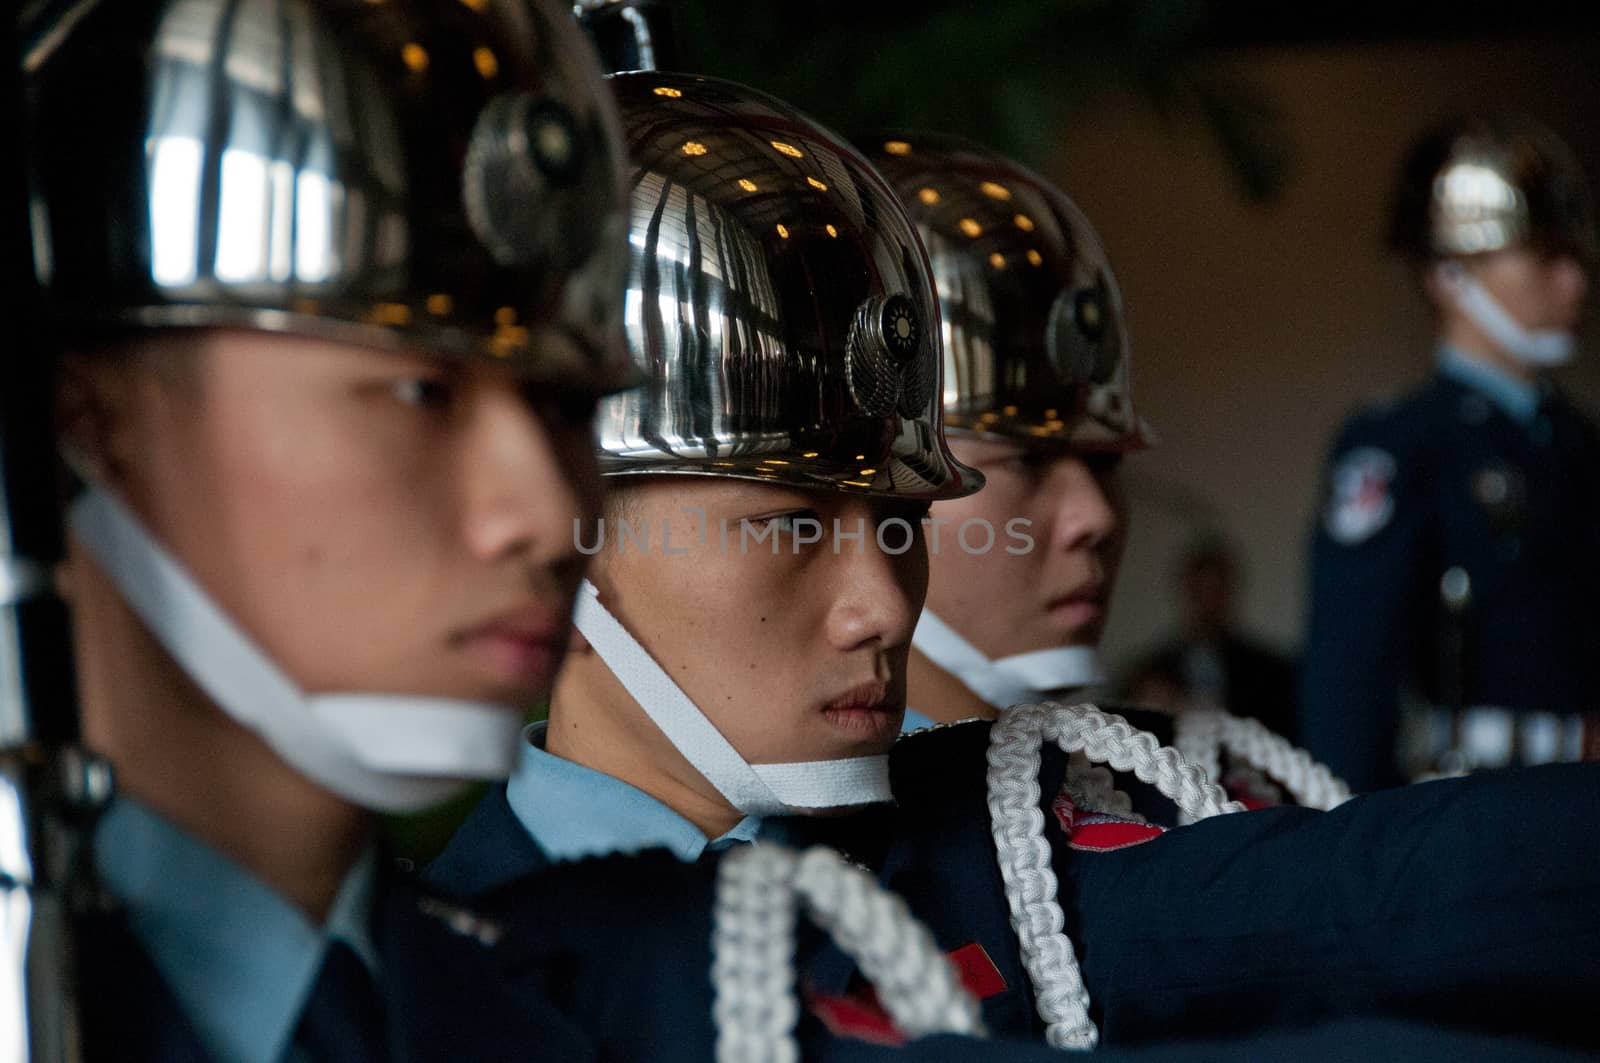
[3,8,92,1060]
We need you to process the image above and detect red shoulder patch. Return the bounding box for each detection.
[1052,790,1166,852]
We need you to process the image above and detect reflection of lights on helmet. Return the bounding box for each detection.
[681,140,708,156]
[28,0,635,392]
[884,140,912,156]
[864,131,1151,452]
[919,187,940,205]
[598,74,981,500]
[653,85,683,98]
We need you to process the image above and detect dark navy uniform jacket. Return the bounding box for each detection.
[1301,360,1600,790]
[77,849,593,1061]
[430,721,1600,1058]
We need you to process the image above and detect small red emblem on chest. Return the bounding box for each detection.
[1052,791,1166,852]
[808,942,1008,1044]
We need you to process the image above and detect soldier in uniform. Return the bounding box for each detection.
[856,133,1145,731]
[1301,114,1600,792]
[864,135,1322,811]
[19,0,636,1056]
[431,81,1600,1058]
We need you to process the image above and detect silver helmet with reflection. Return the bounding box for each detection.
[595,71,981,500]
[863,133,1149,452]
[23,0,634,391]
[1389,113,1596,265]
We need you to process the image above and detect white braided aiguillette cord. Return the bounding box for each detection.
[1172,709,1225,825]
[1214,712,1353,811]
[713,845,987,1061]
[987,702,1243,1050]
[793,847,987,1041]
[713,845,801,1063]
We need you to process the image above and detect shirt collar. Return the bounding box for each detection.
[1437,345,1542,424]
[93,796,380,1063]
[505,721,762,862]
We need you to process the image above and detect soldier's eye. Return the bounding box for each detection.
[391,376,455,409]
[765,510,820,535]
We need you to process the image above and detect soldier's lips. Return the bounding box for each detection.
[820,681,899,739]
[1047,591,1105,632]
[454,605,568,691]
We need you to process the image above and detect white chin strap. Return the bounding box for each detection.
[912,610,1103,711]
[571,580,892,815]
[1439,262,1577,368]
[69,486,525,813]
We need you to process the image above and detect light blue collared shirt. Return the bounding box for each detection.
[505,722,762,862]
[1437,345,1542,425]
[94,797,380,1063]
[900,707,937,733]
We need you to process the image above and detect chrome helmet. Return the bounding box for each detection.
[1389,113,1596,265]
[595,72,981,500]
[23,0,634,390]
[863,132,1149,452]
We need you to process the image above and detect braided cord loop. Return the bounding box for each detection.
[987,701,1242,1049]
[713,844,986,1061]
[1175,709,1353,812]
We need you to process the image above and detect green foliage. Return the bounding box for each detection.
[668,0,1292,202]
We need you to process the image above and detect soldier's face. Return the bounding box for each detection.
[69,329,600,707]
[923,436,1125,658]
[1464,248,1589,332]
[589,479,927,762]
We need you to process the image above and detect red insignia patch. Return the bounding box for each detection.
[1053,790,1166,851]
[808,989,906,1046]
[948,943,1007,1000]
[806,942,1009,1043]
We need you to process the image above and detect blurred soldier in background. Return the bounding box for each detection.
[20,0,634,1055]
[1301,113,1600,791]
[1119,536,1299,741]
